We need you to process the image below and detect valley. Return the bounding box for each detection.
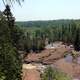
[22,42,80,80]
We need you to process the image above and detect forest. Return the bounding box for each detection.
[0,3,80,80]
[16,20,80,52]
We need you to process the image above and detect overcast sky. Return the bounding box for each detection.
[0,0,80,21]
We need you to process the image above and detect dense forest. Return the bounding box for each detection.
[16,20,80,52]
[0,1,80,80]
[16,20,80,28]
[0,4,80,80]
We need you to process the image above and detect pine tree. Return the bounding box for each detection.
[0,5,22,80]
[74,28,80,51]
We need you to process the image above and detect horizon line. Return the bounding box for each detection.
[15,18,80,22]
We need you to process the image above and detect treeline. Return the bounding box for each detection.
[18,30,45,53]
[0,5,80,80]
[41,21,80,51]
[17,20,80,51]
[16,19,80,28]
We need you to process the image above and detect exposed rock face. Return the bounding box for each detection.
[23,42,80,80]
[24,43,68,64]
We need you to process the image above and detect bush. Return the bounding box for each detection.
[41,67,72,80]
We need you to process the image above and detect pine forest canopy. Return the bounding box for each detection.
[16,19,80,51]
[16,19,80,28]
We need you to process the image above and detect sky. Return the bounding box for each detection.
[0,0,80,21]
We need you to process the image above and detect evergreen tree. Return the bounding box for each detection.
[74,28,80,51]
[0,5,22,80]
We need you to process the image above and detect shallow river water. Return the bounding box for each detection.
[65,54,80,64]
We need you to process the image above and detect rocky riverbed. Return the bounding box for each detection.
[22,42,80,80]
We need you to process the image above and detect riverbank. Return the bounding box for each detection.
[22,42,80,80]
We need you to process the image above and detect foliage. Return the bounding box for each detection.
[22,30,45,53]
[2,0,24,5]
[73,27,80,51]
[0,43,22,80]
[41,67,72,80]
[17,20,80,51]
[0,5,22,80]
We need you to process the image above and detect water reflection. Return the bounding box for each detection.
[64,54,80,64]
[65,54,73,63]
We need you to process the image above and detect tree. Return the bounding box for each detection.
[0,42,22,80]
[0,1,24,80]
[42,67,71,80]
[74,28,80,51]
[0,5,22,80]
[24,32,32,52]
[2,0,24,6]
[42,67,54,80]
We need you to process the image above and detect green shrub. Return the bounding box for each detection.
[41,67,72,80]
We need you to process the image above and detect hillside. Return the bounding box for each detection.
[16,19,80,28]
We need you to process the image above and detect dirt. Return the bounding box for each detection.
[22,42,80,80]
[22,69,41,80]
[24,43,69,64]
[54,58,80,79]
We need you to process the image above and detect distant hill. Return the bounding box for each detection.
[16,19,80,28]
